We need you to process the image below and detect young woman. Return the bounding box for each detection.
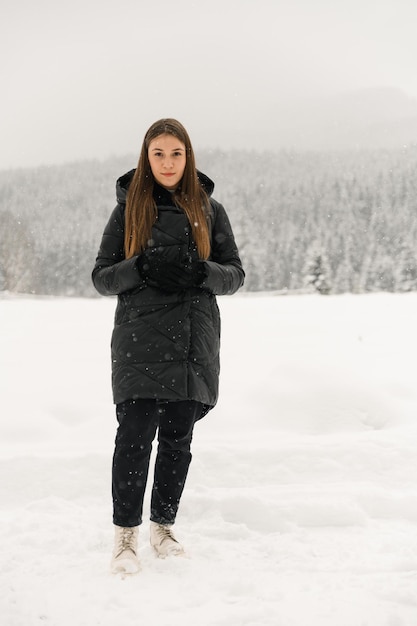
[92,119,244,575]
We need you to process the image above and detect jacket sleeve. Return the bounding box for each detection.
[200,200,245,296]
[91,204,144,296]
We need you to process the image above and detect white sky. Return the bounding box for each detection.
[2,0,417,168]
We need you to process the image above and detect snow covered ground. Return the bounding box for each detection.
[1,292,417,626]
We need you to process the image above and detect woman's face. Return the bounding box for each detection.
[148,133,186,189]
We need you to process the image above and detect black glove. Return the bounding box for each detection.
[136,247,167,283]
[137,248,207,292]
[157,258,207,292]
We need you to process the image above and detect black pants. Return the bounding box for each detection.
[112,398,203,527]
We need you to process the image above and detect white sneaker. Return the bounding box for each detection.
[150,521,185,558]
[110,525,140,575]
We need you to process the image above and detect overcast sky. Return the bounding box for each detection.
[2,0,417,169]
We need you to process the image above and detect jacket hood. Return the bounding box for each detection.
[115,169,215,204]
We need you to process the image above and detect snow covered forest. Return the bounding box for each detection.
[1,146,417,296]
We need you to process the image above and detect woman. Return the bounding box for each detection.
[92,118,244,575]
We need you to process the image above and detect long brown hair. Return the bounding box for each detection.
[124,118,211,259]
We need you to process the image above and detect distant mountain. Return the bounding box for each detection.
[231,87,417,152]
[290,87,417,150]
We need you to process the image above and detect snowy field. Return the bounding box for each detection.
[1,292,417,626]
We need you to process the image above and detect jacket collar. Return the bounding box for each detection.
[115,169,215,204]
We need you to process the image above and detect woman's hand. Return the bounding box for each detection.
[137,248,206,291]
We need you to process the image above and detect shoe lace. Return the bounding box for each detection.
[117,527,137,554]
[155,525,178,545]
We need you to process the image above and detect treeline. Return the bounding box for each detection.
[1,147,416,296]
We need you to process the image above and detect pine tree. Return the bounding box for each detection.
[305,251,331,295]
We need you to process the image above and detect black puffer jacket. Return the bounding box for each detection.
[92,170,244,416]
